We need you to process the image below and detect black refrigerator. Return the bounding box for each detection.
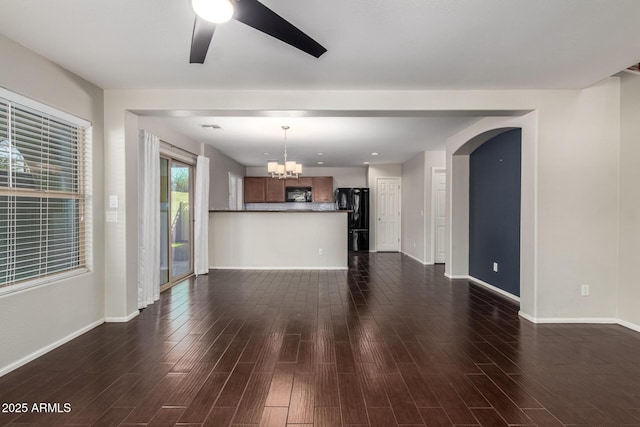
[335,188,369,252]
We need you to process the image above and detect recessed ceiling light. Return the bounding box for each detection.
[317,152,324,156]
[363,161,370,165]
[370,152,379,156]
[202,124,223,130]
[317,161,324,165]
[263,152,270,156]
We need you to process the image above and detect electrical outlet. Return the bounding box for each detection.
[318,248,323,256]
[106,211,118,223]
[493,262,498,272]
[581,284,590,296]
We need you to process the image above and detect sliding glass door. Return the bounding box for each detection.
[160,157,193,289]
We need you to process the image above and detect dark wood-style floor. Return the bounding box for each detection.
[2,253,640,427]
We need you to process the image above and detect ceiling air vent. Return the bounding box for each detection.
[202,124,223,130]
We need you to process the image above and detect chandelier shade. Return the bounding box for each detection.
[268,126,302,179]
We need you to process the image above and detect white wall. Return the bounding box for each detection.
[446,78,620,322]
[401,154,425,261]
[246,166,367,189]
[138,116,202,155]
[208,145,246,210]
[400,150,446,264]
[535,79,619,320]
[618,72,640,330]
[0,34,105,374]
[209,212,348,269]
[424,151,446,264]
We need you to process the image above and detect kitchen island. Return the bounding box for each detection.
[208,210,348,270]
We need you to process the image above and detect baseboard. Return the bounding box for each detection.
[520,311,640,335]
[467,276,520,303]
[617,318,640,333]
[209,266,348,271]
[443,274,520,303]
[105,310,140,323]
[518,312,617,324]
[400,251,430,265]
[0,317,105,377]
[518,311,535,323]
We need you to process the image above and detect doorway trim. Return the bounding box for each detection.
[159,155,195,293]
[375,176,401,252]
[430,167,446,265]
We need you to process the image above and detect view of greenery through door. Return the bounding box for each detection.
[160,157,192,287]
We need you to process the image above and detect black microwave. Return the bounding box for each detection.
[286,187,312,202]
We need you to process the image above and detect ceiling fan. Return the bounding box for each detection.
[189,0,327,63]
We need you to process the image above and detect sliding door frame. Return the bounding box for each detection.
[160,155,195,292]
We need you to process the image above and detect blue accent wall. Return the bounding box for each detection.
[469,129,521,297]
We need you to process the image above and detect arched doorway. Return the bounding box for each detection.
[445,114,536,320]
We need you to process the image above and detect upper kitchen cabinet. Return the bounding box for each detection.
[244,176,333,203]
[283,177,312,187]
[284,178,299,187]
[312,177,334,202]
[266,178,285,202]
[297,177,313,187]
[244,177,266,203]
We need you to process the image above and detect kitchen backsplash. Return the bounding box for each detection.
[245,202,336,211]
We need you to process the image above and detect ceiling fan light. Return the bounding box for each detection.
[192,0,234,23]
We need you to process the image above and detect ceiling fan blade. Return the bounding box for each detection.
[233,0,327,58]
[190,16,217,63]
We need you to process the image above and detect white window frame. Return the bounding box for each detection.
[0,87,92,296]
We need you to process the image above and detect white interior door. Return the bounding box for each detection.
[433,169,446,263]
[376,178,401,252]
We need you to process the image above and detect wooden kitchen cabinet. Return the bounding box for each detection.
[284,177,312,187]
[265,177,285,202]
[312,177,334,202]
[297,177,313,187]
[244,177,266,203]
[284,178,298,187]
[245,176,333,203]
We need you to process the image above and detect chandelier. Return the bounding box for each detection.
[267,125,302,179]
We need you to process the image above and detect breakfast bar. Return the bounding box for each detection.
[208,210,349,270]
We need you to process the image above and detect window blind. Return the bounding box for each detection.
[0,93,91,291]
